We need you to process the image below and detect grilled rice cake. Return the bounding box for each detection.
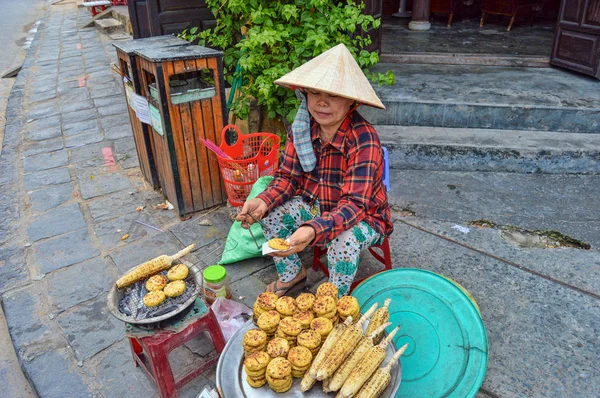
[287,345,312,368]
[316,281,339,299]
[278,316,303,336]
[313,295,336,316]
[266,337,290,358]
[295,292,316,312]
[243,329,268,348]
[246,376,267,388]
[167,263,189,281]
[163,280,186,297]
[293,310,314,329]
[257,310,281,331]
[275,296,298,317]
[143,290,166,307]
[337,295,360,317]
[267,238,290,251]
[310,317,333,337]
[145,274,168,291]
[256,292,279,311]
[297,329,321,349]
[244,350,271,372]
[266,357,292,379]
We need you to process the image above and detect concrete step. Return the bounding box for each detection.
[94,18,123,34]
[376,125,600,174]
[363,64,600,133]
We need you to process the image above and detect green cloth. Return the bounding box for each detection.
[219,176,273,265]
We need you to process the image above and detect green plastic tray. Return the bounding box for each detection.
[352,268,488,398]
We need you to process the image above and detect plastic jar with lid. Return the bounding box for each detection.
[203,265,232,305]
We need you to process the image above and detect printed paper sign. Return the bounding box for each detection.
[132,92,151,124]
[149,103,164,136]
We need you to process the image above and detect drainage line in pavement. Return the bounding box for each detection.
[478,388,501,398]
[396,218,600,301]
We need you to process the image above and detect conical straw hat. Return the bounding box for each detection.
[274,43,385,109]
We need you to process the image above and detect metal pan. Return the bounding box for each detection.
[106,263,203,325]
[216,320,402,397]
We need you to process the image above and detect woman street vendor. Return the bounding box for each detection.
[236,43,393,297]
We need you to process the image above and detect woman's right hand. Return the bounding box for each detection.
[235,198,268,229]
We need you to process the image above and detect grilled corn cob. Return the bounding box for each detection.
[355,343,409,398]
[364,298,391,344]
[329,322,391,392]
[303,316,354,391]
[115,244,195,288]
[316,303,379,381]
[339,326,400,397]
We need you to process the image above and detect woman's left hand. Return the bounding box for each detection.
[269,226,316,257]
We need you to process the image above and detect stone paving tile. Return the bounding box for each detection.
[61,108,97,125]
[23,137,64,157]
[86,190,147,223]
[169,209,233,250]
[0,158,17,186]
[109,232,198,273]
[62,118,100,137]
[70,142,113,168]
[104,123,134,140]
[24,167,71,191]
[28,182,74,213]
[25,126,62,141]
[46,256,119,312]
[83,339,156,397]
[59,99,95,113]
[29,91,57,103]
[98,104,128,118]
[55,296,125,361]
[64,130,105,148]
[32,230,100,274]
[99,114,130,130]
[0,246,30,293]
[22,349,93,398]
[27,203,87,242]
[1,287,50,349]
[23,149,69,173]
[26,103,59,119]
[77,170,132,199]
[93,211,161,251]
[25,115,61,131]
[58,89,90,107]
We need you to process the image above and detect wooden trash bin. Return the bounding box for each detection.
[134,44,228,217]
[113,35,190,190]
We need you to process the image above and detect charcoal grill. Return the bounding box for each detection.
[107,262,203,325]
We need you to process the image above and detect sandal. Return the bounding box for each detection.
[267,269,307,297]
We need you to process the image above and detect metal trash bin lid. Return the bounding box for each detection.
[352,268,488,398]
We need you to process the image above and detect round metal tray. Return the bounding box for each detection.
[106,263,202,325]
[216,320,402,397]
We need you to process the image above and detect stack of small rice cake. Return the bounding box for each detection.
[295,292,316,312]
[337,295,361,322]
[266,337,290,359]
[313,295,338,325]
[243,329,267,358]
[266,357,293,393]
[244,351,270,388]
[275,296,298,318]
[253,292,279,325]
[310,317,333,353]
[293,309,314,330]
[277,317,302,347]
[316,282,338,300]
[287,346,313,378]
[257,310,280,338]
[296,329,322,357]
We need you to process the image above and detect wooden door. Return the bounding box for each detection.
[551,0,600,78]
[128,0,215,39]
[363,0,384,53]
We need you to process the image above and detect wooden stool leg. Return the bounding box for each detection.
[480,12,487,27]
[507,13,517,31]
[447,13,454,27]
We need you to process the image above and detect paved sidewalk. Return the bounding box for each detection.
[0,1,599,398]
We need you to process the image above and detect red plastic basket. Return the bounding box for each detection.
[217,124,280,207]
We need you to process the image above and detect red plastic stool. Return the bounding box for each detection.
[312,237,393,293]
[127,306,226,398]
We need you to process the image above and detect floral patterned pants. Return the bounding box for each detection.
[261,196,382,296]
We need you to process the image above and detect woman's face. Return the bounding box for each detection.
[306,90,354,133]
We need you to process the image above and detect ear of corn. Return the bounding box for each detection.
[300,371,317,392]
[115,244,195,288]
[329,322,391,391]
[316,303,379,381]
[355,343,409,398]
[322,377,332,393]
[308,316,353,379]
[364,298,391,344]
[339,326,400,398]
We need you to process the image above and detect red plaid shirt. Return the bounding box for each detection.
[257,110,393,245]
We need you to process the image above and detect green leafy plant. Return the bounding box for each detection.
[180,0,395,126]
